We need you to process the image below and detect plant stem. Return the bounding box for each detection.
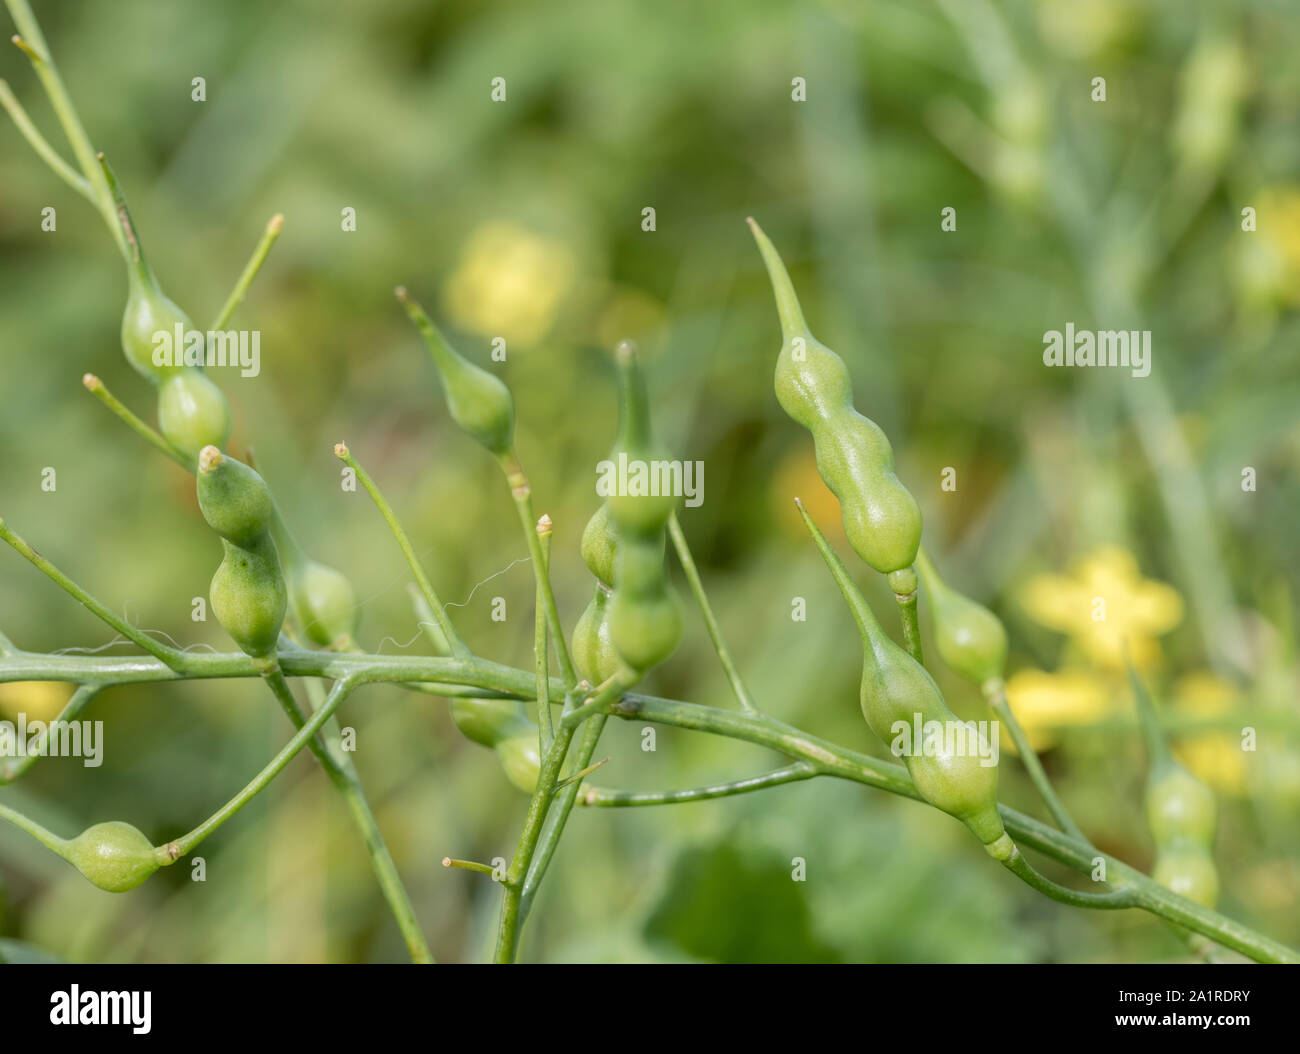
[667,512,758,712]
[333,442,468,658]
[82,373,190,468]
[210,214,283,331]
[0,683,100,783]
[581,761,817,807]
[0,800,68,856]
[984,678,1088,843]
[0,518,192,672]
[1000,848,1136,909]
[4,0,126,256]
[519,714,607,926]
[0,78,93,199]
[494,706,579,964]
[261,667,433,964]
[604,692,1300,964]
[535,523,553,750]
[500,452,578,687]
[443,857,498,877]
[164,677,356,859]
[894,586,923,664]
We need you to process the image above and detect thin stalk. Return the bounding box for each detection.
[501,453,578,687]
[4,0,126,255]
[581,761,817,807]
[535,520,553,749]
[210,214,283,331]
[0,800,68,856]
[984,678,1089,843]
[0,78,93,199]
[667,512,758,712]
[0,683,100,783]
[1000,847,1136,909]
[333,442,467,658]
[261,666,432,964]
[443,857,498,877]
[518,714,608,925]
[82,374,189,468]
[163,677,356,859]
[0,518,192,672]
[894,586,923,664]
[494,713,578,964]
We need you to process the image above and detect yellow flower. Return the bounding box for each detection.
[1170,672,1245,796]
[1002,668,1113,751]
[442,221,577,347]
[1018,546,1183,671]
[0,681,73,723]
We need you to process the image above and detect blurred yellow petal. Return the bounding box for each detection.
[1018,575,1088,632]
[0,682,74,723]
[1128,581,1184,635]
[1175,737,1246,797]
[1003,669,1112,751]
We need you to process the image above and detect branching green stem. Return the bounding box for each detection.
[581,761,817,806]
[668,512,758,713]
[0,518,192,673]
[82,374,190,469]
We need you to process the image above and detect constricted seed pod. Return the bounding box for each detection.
[605,342,681,673]
[571,584,621,685]
[580,504,618,588]
[198,447,286,658]
[799,501,1005,849]
[64,821,159,893]
[915,548,1008,689]
[450,696,540,792]
[749,218,922,575]
[397,287,515,457]
[495,732,541,794]
[287,559,358,649]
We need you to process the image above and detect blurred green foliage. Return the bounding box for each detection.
[1,0,1297,962]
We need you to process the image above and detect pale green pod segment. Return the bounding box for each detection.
[580,505,618,587]
[210,535,287,659]
[196,447,275,548]
[100,153,192,384]
[65,821,160,893]
[1146,762,1217,849]
[1153,846,1219,909]
[397,287,515,456]
[450,696,532,749]
[289,559,359,649]
[496,732,541,794]
[157,369,232,460]
[606,341,678,533]
[914,548,1008,688]
[571,586,621,685]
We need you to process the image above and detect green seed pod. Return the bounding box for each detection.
[580,504,618,587]
[571,585,621,685]
[397,287,514,457]
[798,501,1005,848]
[450,696,532,749]
[288,559,359,649]
[196,446,274,548]
[65,821,159,893]
[1132,667,1219,910]
[100,154,191,384]
[198,447,287,658]
[915,548,1008,688]
[496,732,541,794]
[605,343,682,673]
[1152,846,1219,910]
[749,219,922,575]
[210,535,287,659]
[157,369,232,460]
[1146,761,1217,850]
